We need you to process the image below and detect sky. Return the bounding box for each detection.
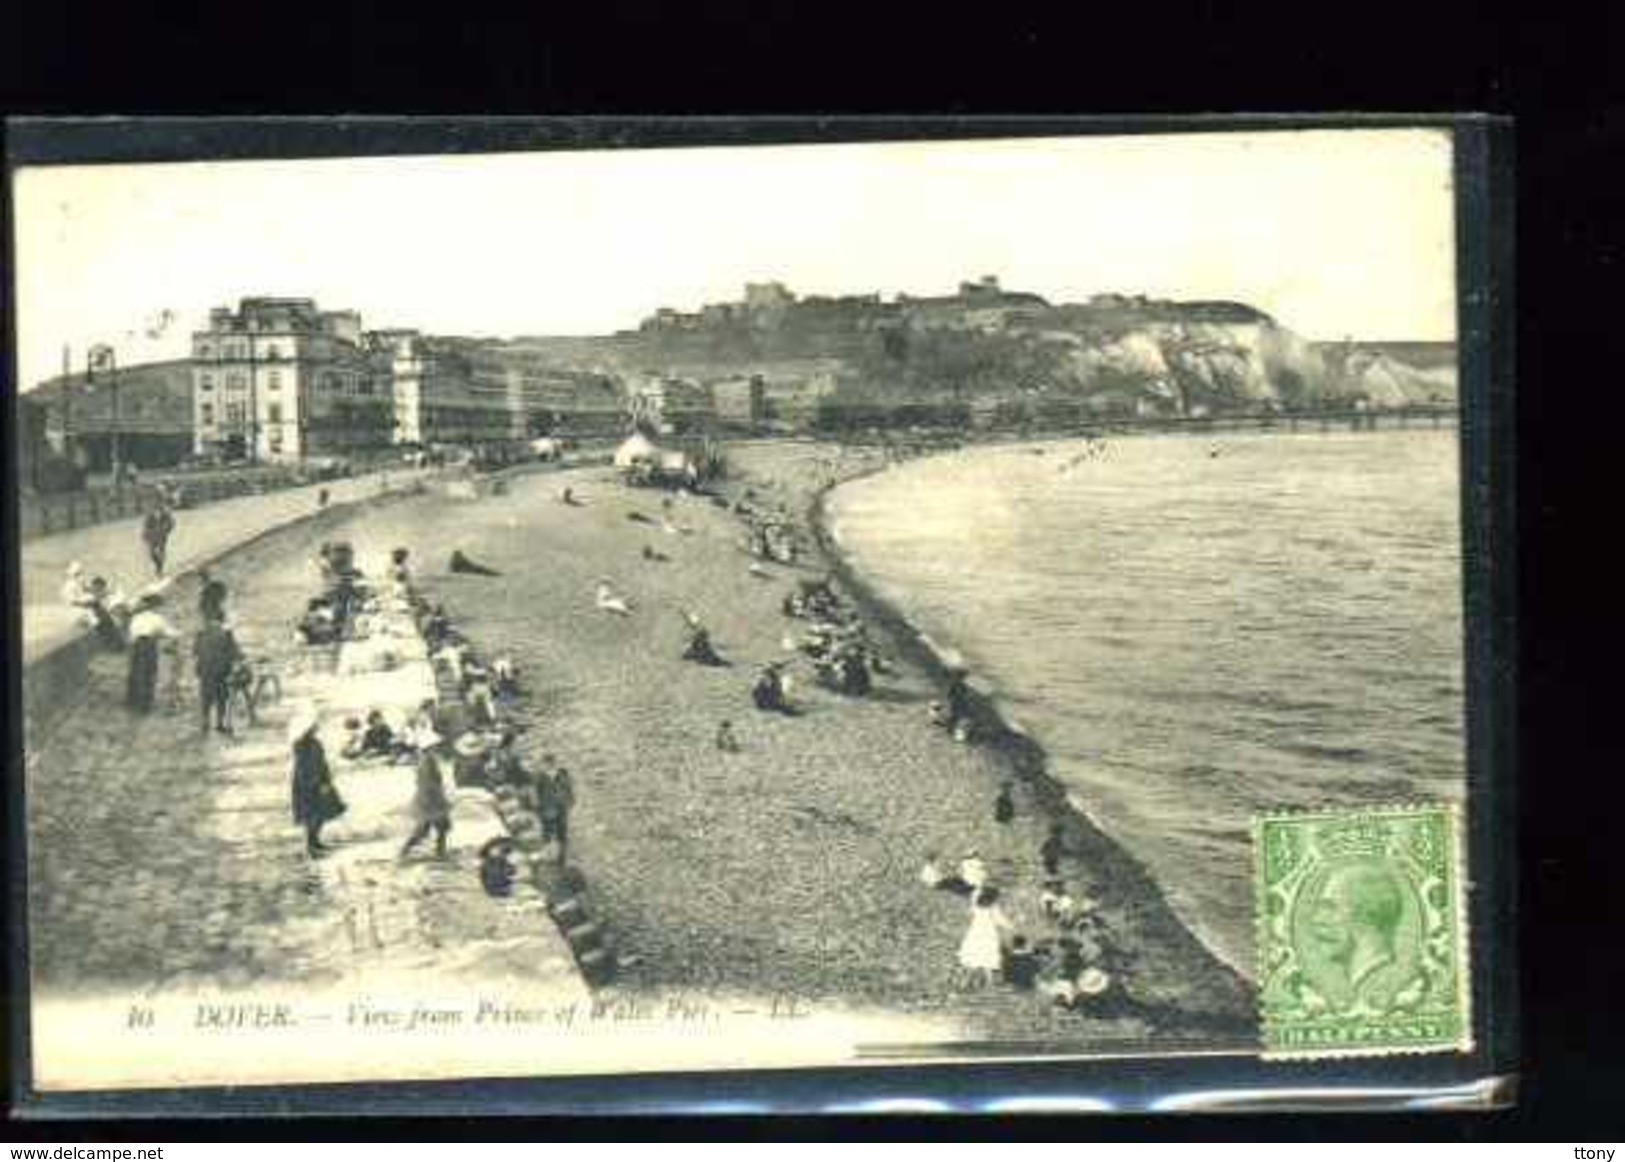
[12,128,1457,390]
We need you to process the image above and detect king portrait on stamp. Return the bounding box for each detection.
[1256,804,1470,1058]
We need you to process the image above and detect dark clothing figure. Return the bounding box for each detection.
[90,599,126,652]
[993,783,1015,825]
[291,732,345,856]
[533,768,575,861]
[682,627,728,667]
[193,619,242,734]
[141,507,175,577]
[402,749,453,858]
[1040,826,1066,877]
[751,666,790,714]
[715,720,740,753]
[126,636,160,712]
[480,841,517,897]
[199,577,229,624]
[449,550,501,577]
[359,715,397,757]
[1004,943,1043,991]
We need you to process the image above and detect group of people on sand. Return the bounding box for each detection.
[919,806,1122,1013]
[779,575,886,699]
[734,489,799,565]
[288,545,578,883]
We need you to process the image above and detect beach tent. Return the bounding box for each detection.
[613,432,661,470]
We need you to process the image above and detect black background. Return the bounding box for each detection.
[1,1,1622,1142]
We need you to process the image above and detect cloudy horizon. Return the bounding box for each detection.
[13,128,1458,390]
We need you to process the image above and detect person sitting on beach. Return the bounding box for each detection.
[595,580,634,616]
[297,598,340,646]
[339,716,367,759]
[1003,935,1044,991]
[917,851,972,896]
[389,547,413,591]
[356,709,398,758]
[959,851,989,893]
[751,662,793,714]
[642,544,670,563]
[560,486,579,506]
[84,577,130,652]
[1040,878,1090,929]
[682,623,728,667]
[482,729,527,788]
[479,837,518,898]
[449,549,502,577]
[715,719,740,753]
[421,604,452,649]
[993,781,1015,825]
[491,654,520,701]
[465,673,499,728]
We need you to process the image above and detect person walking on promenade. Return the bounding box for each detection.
[193,611,243,735]
[141,501,176,577]
[290,707,345,858]
[125,593,177,714]
[534,763,576,864]
[957,886,1013,989]
[401,728,454,860]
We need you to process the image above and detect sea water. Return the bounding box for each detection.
[826,429,1466,977]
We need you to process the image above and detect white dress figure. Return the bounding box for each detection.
[595,580,633,616]
[957,893,1012,979]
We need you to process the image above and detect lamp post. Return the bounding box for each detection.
[87,343,121,484]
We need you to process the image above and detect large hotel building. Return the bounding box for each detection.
[191,297,629,462]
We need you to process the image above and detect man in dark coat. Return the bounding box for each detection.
[193,614,243,735]
[141,503,175,577]
[533,763,576,864]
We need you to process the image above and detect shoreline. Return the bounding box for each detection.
[797,447,1256,1018]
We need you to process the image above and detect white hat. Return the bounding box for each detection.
[1076,967,1111,996]
[286,705,320,743]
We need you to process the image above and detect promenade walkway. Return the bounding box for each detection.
[26,498,587,1008]
[22,468,429,665]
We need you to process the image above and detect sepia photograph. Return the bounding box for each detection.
[9,122,1484,1095]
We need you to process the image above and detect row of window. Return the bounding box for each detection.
[197,370,377,395]
[198,402,288,427]
[197,342,288,361]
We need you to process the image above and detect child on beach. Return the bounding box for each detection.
[957,887,1012,988]
[715,720,740,753]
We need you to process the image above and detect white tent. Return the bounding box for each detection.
[612,432,660,469]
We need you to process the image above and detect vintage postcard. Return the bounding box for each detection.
[10,122,1488,1097]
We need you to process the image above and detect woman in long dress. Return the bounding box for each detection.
[957,886,1013,988]
[289,708,345,857]
[401,728,454,859]
[125,593,177,713]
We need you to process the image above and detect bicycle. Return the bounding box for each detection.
[224,656,284,730]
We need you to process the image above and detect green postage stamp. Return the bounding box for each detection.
[1255,803,1471,1058]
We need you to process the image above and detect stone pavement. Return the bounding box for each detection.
[26,499,586,1003]
[22,467,431,665]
